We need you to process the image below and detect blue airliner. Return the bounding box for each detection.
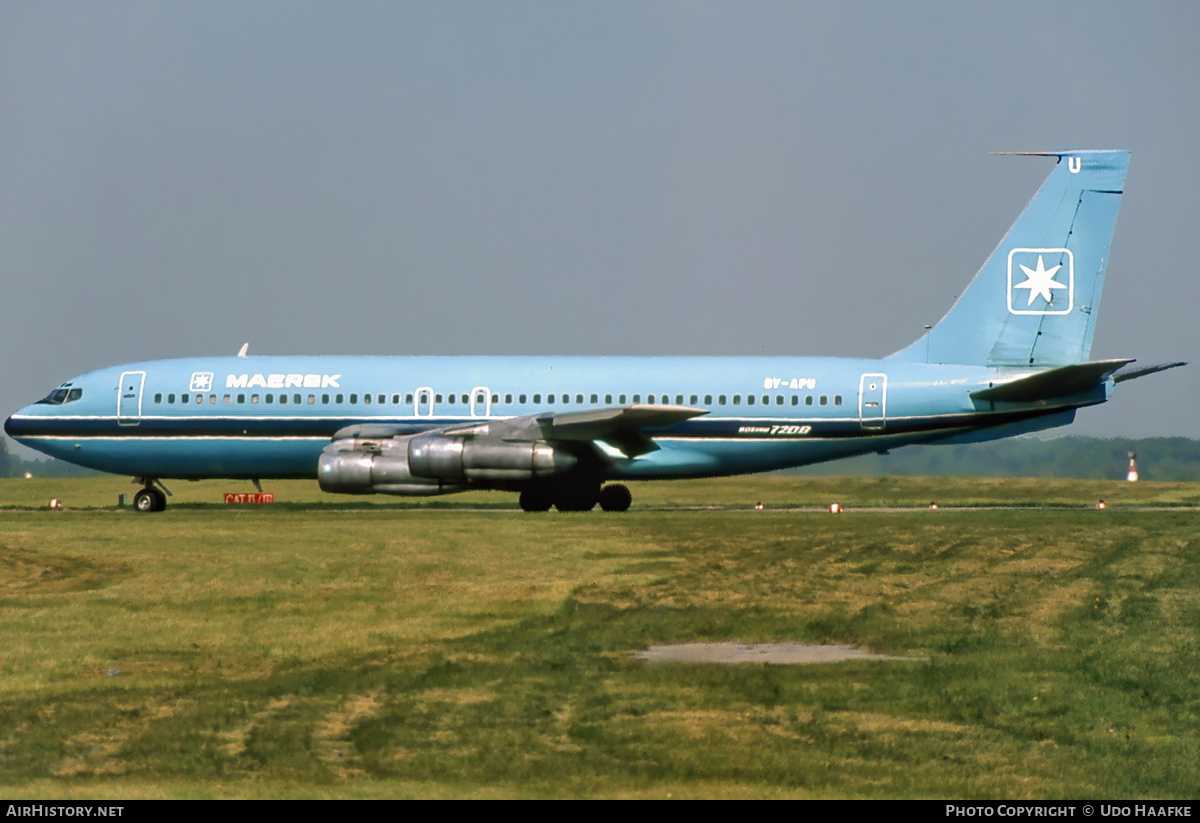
[5,150,1183,513]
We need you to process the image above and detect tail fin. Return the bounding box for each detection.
[890,150,1129,367]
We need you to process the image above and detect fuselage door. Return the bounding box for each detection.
[859,373,887,430]
[470,386,491,417]
[414,386,434,417]
[117,371,146,426]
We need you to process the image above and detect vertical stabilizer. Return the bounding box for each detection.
[890,150,1129,366]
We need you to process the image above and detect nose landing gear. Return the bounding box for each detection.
[131,478,169,512]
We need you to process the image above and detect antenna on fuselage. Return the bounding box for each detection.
[237,343,249,358]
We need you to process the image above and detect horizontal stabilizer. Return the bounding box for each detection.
[1112,361,1187,384]
[970,358,1133,402]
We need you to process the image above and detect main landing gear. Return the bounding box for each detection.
[132,478,169,513]
[518,483,632,513]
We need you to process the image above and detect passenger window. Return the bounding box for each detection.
[321,394,329,404]
[834,395,842,405]
[458,394,466,404]
[746,395,754,406]
[576,394,584,404]
[761,394,769,405]
[208,394,215,404]
[776,395,783,405]
[646,395,654,405]
[718,395,726,405]
[505,394,513,404]
[363,394,371,404]
[308,395,316,405]
[266,394,274,404]
[197,395,205,404]
[690,395,698,405]
[379,394,386,405]
[618,394,626,404]
[820,395,828,405]
[733,395,741,405]
[435,394,443,403]
[182,393,189,404]
[238,394,246,404]
[279,394,287,405]
[790,396,798,406]
[704,394,712,405]
[337,394,344,404]
[154,393,163,403]
[633,394,641,403]
[392,394,400,404]
[591,394,598,404]
[349,394,356,404]
[405,394,413,404]
[519,394,527,404]
[675,394,682,405]
[251,395,259,404]
[168,393,176,404]
[533,394,541,404]
[224,394,232,404]
[805,395,814,406]
[548,394,556,404]
[491,394,498,404]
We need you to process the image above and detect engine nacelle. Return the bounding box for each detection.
[318,437,463,496]
[409,434,577,481]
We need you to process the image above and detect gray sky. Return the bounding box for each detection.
[3,0,1198,453]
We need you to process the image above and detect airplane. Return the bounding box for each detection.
[5,149,1185,513]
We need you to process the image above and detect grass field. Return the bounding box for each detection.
[1,476,1197,798]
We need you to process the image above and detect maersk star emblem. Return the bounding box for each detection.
[189,372,214,392]
[1007,248,1073,315]
[1014,255,1065,304]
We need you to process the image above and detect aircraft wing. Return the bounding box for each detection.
[531,404,708,457]
[331,423,426,440]
[332,405,709,458]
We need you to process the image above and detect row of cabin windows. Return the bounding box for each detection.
[153,391,845,409]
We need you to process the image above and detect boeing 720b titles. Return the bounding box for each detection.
[5,150,1184,512]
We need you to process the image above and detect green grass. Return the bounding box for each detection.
[0,476,1197,798]
[4,473,1198,510]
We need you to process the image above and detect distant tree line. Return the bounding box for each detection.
[1,438,105,478]
[3,435,1200,481]
[794,436,1200,481]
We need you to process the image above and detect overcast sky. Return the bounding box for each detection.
[3,0,1197,453]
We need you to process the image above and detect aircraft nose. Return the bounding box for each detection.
[5,406,33,439]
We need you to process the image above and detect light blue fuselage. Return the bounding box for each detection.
[5,354,1093,481]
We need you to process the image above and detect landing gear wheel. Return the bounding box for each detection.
[598,484,632,512]
[519,488,553,512]
[133,488,165,513]
[554,485,598,512]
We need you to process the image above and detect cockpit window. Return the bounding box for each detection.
[37,386,84,405]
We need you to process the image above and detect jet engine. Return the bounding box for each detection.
[318,433,577,495]
[408,433,576,481]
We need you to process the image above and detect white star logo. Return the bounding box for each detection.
[1007,248,1073,315]
[1014,255,1066,305]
